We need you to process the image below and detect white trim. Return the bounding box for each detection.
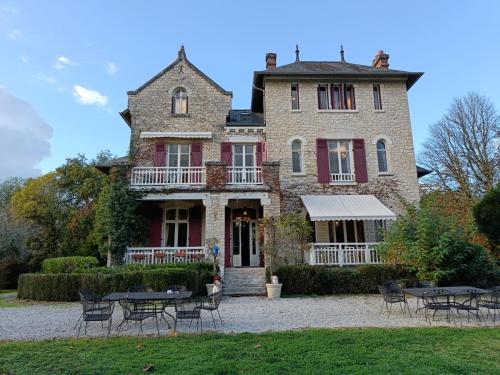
[140,131,213,139]
[141,192,269,201]
[287,135,308,146]
[371,135,393,145]
[228,135,259,143]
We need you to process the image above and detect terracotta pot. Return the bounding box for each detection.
[154,252,166,258]
[174,251,186,257]
[132,254,145,261]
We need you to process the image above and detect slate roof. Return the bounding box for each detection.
[226,110,265,126]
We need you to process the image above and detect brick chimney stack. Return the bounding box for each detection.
[266,52,277,70]
[372,50,389,69]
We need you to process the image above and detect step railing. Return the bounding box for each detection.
[309,243,381,266]
[125,247,208,264]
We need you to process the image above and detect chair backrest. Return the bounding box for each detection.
[422,288,453,305]
[128,285,146,292]
[79,289,100,302]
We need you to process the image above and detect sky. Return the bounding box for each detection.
[0,0,499,181]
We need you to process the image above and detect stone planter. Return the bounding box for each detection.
[266,283,282,299]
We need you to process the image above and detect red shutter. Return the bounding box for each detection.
[188,206,202,246]
[353,139,368,183]
[316,139,329,183]
[224,207,231,268]
[221,142,232,165]
[153,143,166,166]
[256,142,264,166]
[149,206,163,246]
[190,142,203,167]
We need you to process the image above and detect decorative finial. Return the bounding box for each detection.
[340,45,345,62]
[178,45,186,59]
[295,44,300,62]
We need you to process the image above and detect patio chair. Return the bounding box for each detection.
[454,289,486,326]
[173,298,203,333]
[477,287,500,325]
[117,299,159,336]
[199,291,223,328]
[74,290,103,329]
[414,280,432,313]
[76,298,114,338]
[421,289,456,325]
[378,283,411,317]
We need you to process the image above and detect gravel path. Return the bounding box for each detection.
[0,295,487,341]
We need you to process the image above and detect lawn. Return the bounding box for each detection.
[0,328,499,374]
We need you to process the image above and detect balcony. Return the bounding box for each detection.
[309,243,381,266]
[330,173,355,183]
[125,247,207,264]
[130,167,205,187]
[226,167,263,185]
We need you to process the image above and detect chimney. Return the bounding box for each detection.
[266,52,277,70]
[372,50,389,69]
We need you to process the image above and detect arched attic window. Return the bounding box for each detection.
[172,88,188,114]
[376,140,388,172]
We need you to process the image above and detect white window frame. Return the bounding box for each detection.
[232,144,256,168]
[327,140,354,181]
[291,139,304,174]
[163,208,189,247]
[373,84,383,110]
[172,88,188,114]
[317,84,357,111]
[291,83,300,110]
[167,144,191,168]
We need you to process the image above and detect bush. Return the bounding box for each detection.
[276,265,416,295]
[41,256,99,274]
[0,261,30,290]
[18,267,202,301]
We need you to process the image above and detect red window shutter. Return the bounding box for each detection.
[256,142,264,166]
[148,207,163,246]
[353,138,368,183]
[221,142,232,165]
[153,143,166,166]
[188,206,202,246]
[316,139,330,183]
[224,207,231,267]
[190,142,203,167]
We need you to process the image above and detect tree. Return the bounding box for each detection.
[420,92,499,199]
[474,185,500,257]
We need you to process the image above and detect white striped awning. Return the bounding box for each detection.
[140,131,213,139]
[301,195,397,221]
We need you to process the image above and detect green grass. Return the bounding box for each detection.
[0,328,499,374]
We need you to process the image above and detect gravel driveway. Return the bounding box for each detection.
[0,295,486,341]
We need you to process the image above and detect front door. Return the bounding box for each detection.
[232,219,258,267]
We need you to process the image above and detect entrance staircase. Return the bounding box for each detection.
[223,267,266,296]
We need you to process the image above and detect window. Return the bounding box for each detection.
[373,85,382,110]
[328,220,365,243]
[165,208,189,247]
[167,144,190,168]
[376,140,388,172]
[231,144,257,183]
[317,84,356,110]
[291,83,300,110]
[291,140,303,173]
[232,144,255,167]
[327,140,353,181]
[172,88,188,114]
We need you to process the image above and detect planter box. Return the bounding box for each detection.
[266,283,282,299]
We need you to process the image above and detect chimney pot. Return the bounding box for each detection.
[372,50,389,69]
[266,52,277,70]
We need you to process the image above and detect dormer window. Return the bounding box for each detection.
[172,88,188,114]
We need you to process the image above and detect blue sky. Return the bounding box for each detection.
[0,0,498,179]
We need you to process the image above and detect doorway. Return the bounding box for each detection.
[231,208,259,267]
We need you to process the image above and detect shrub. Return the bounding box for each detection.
[0,261,30,290]
[41,256,99,274]
[276,265,416,295]
[474,185,500,256]
[17,267,202,301]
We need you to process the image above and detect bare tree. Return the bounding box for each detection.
[420,93,500,198]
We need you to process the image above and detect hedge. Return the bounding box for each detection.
[276,265,416,295]
[18,267,211,302]
[0,261,30,290]
[42,256,99,274]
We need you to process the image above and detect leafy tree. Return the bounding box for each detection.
[474,185,500,257]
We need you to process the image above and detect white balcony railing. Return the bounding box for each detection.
[130,167,205,187]
[226,166,263,185]
[309,243,381,266]
[125,247,208,265]
[330,173,355,183]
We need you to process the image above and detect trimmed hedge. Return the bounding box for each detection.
[276,265,416,295]
[18,267,210,301]
[42,256,99,274]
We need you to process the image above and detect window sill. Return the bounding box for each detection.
[290,109,302,113]
[329,182,358,186]
[374,110,385,113]
[291,173,306,177]
[170,113,190,118]
[378,172,393,176]
[317,109,358,113]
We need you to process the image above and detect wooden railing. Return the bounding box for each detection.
[309,243,381,266]
[226,167,263,185]
[125,247,207,265]
[329,172,355,183]
[130,167,205,186]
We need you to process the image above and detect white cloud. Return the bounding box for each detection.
[0,87,52,181]
[73,85,108,106]
[7,29,23,41]
[53,55,78,70]
[37,73,57,84]
[103,61,118,75]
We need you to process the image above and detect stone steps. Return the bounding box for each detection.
[223,267,266,296]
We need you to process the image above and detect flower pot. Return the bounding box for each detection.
[266,283,282,299]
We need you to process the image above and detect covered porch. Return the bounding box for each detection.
[301,195,396,266]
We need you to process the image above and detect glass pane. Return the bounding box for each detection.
[165,223,175,247]
[291,140,301,151]
[180,154,189,167]
[245,154,254,167]
[335,221,344,242]
[181,98,188,113]
[329,149,339,174]
[332,86,340,109]
[245,145,254,154]
[168,153,178,167]
[234,144,243,154]
[356,221,365,242]
[166,209,176,221]
[345,87,352,109]
[340,142,351,173]
[177,223,188,247]
[291,85,299,110]
[178,209,188,220]
[378,150,388,172]
[328,221,335,242]
[346,221,356,242]
[234,154,243,167]
[168,144,178,154]
[292,151,301,173]
[180,144,190,154]
[318,87,328,109]
[232,223,240,255]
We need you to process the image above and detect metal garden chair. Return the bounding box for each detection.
[173,298,203,333]
[76,298,114,338]
[199,291,223,328]
[117,299,160,336]
[477,287,500,325]
[454,288,487,325]
[421,288,456,325]
[378,282,411,317]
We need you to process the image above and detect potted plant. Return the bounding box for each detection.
[260,217,283,299]
[205,237,221,295]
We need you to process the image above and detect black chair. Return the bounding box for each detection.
[414,280,431,313]
[117,299,159,336]
[454,289,486,325]
[128,285,147,292]
[378,282,411,317]
[76,298,114,338]
[173,299,202,333]
[199,291,223,328]
[477,287,500,325]
[421,289,456,325]
[74,290,103,329]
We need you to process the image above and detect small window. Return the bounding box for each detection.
[343,85,356,110]
[331,85,342,109]
[172,88,188,114]
[291,140,303,173]
[291,83,299,110]
[318,84,356,110]
[373,85,382,110]
[317,85,329,109]
[164,208,189,247]
[377,140,388,172]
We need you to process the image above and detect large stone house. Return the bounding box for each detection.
[100,46,426,294]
